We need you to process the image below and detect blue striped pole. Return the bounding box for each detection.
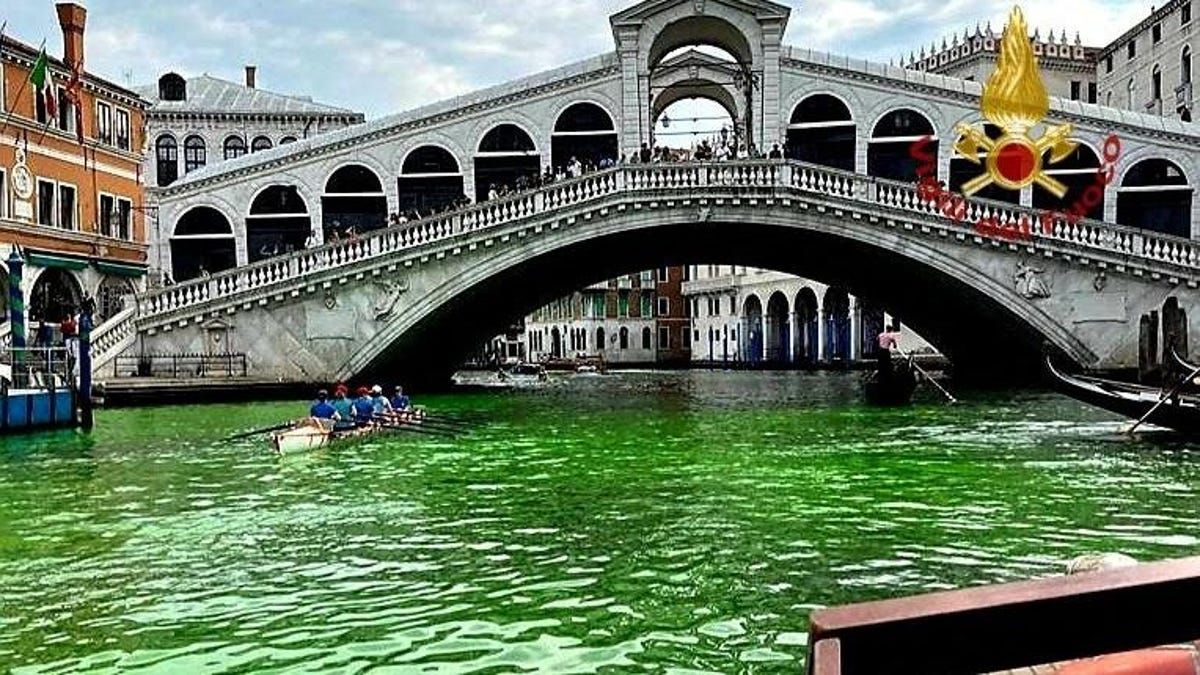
[8,249,25,350]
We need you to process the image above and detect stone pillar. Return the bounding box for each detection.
[760,21,785,151]
[616,28,645,156]
[819,309,828,363]
[850,299,862,362]
[789,311,798,364]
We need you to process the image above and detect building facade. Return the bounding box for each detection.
[524,272,660,365]
[684,267,936,365]
[1096,0,1195,121]
[1,3,149,335]
[135,68,363,282]
[907,26,1100,103]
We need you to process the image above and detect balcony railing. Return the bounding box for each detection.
[136,160,1200,326]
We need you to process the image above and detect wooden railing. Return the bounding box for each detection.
[807,555,1200,674]
[136,160,1200,325]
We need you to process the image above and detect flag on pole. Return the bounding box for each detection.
[30,48,58,122]
[65,56,85,145]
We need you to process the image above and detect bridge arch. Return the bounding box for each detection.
[765,291,790,363]
[1117,158,1193,237]
[474,122,541,202]
[322,163,389,237]
[786,92,856,171]
[329,207,1096,388]
[1034,142,1105,219]
[869,108,938,182]
[742,294,764,363]
[551,101,619,171]
[398,144,466,215]
[642,12,759,72]
[170,205,237,282]
[247,184,311,261]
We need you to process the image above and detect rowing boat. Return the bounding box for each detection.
[270,408,428,454]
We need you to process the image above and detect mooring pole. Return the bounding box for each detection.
[7,249,26,385]
[79,302,94,431]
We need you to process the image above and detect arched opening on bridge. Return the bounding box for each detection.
[764,291,790,363]
[787,94,856,171]
[247,186,310,262]
[869,108,937,182]
[322,164,388,237]
[1032,143,1104,218]
[552,102,618,172]
[859,299,886,359]
[794,287,819,365]
[823,287,851,362]
[29,269,82,324]
[399,146,465,215]
[742,295,764,363]
[648,17,755,148]
[96,276,135,322]
[654,96,737,154]
[171,206,236,282]
[950,123,1018,205]
[1117,159,1193,238]
[475,124,540,202]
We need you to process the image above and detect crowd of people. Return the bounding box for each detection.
[307,383,413,430]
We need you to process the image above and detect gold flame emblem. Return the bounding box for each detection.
[955,6,1078,197]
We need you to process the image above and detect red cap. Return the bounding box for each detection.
[356,386,370,396]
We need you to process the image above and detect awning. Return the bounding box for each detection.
[26,252,89,271]
[94,261,147,278]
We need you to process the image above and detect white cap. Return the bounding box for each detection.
[371,385,382,394]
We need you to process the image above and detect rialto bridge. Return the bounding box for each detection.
[92,0,1200,385]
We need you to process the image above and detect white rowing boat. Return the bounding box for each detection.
[269,409,427,454]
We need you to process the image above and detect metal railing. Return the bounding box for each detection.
[1,347,74,390]
[136,160,1200,326]
[111,352,248,379]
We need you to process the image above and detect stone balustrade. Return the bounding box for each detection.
[136,160,1200,325]
[90,307,138,373]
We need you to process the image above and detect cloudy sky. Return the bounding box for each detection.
[3,0,1157,119]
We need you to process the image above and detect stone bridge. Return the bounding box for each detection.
[97,0,1200,386]
[94,160,1200,386]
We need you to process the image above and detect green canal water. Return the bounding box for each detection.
[2,371,1199,674]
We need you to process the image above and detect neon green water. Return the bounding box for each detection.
[2,372,1199,673]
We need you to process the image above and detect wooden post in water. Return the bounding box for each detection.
[1162,298,1188,380]
[1139,313,1157,383]
[79,303,94,431]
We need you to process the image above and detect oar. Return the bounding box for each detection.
[225,421,295,442]
[900,349,958,404]
[1125,363,1200,435]
[374,421,459,438]
[372,416,460,436]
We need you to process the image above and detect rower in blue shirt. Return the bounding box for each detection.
[310,390,339,421]
[391,386,411,411]
[352,387,376,426]
[370,385,393,416]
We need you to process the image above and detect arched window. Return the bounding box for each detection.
[158,73,186,101]
[475,124,539,202]
[247,186,310,261]
[1118,159,1193,237]
[224,135,247,160]
[1184,46,1193,85]
[96,277,134,322]
[171,206,236,281]
[1127,78,1136,108]
[251,136,273,153]
[552,102,618,171]
[183,135,206,173]
[868,108,937,182]
[280,136,298,145]
[156,135,178,187]
[1152,65,1163,102]
[400,145,465,214]
[642,327,652,350]
[322,164,387,236]
[787,94,855,170]
[29,269,82,323]
[619,327,630,350]
[1033,143,1105,219]
[596,327,606,350]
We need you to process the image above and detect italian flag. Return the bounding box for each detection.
[30,49,57,121]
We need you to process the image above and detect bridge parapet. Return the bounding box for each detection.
[134,160,1200,335]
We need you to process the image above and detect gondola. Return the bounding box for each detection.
[1169,348,1200,375]
[863,358,919,406]
[1044,357,1200,433]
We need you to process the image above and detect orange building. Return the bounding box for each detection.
[1,3,149,330]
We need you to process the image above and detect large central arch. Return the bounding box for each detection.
[340,209,1091,388]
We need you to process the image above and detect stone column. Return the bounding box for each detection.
[850,298,862,361]
[616,28,645,157]
[760,21,785,151]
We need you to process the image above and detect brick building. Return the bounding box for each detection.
[1,3,149,332]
